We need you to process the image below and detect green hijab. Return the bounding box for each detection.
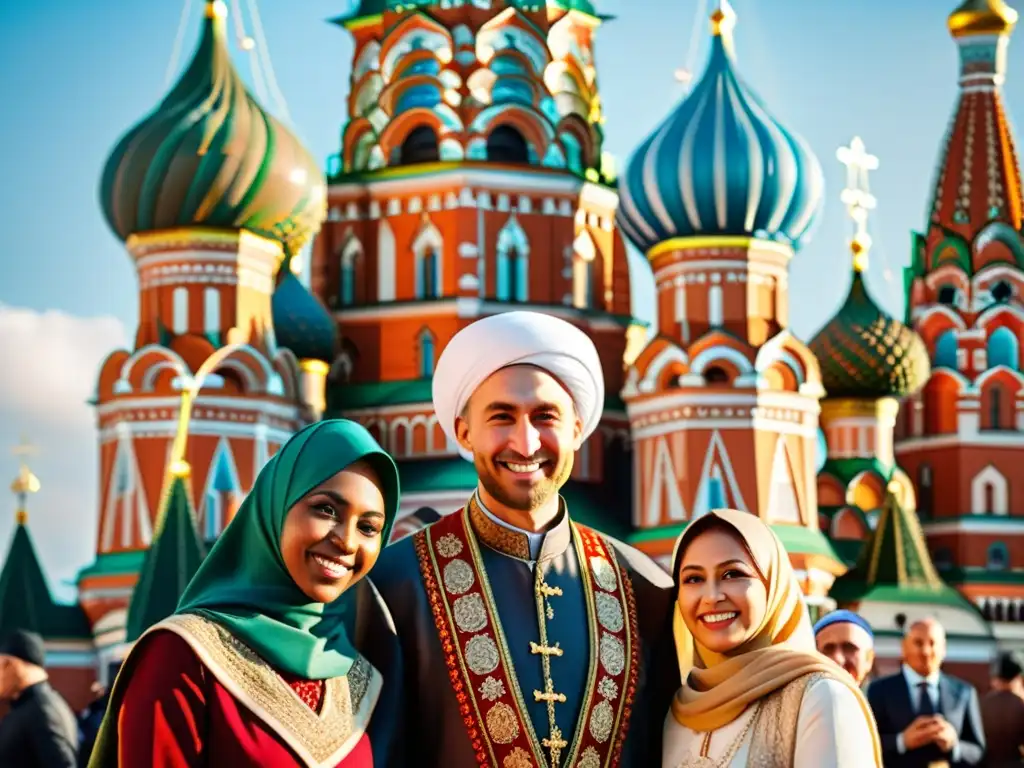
[89,419,399,767]
[175,418,400,679]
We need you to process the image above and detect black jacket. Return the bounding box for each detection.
[0,681,78,768]
[867,670,985,768]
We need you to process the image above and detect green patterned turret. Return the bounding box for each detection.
[100,0,326,254]
[808,264,931,399]
[125,470,206,642]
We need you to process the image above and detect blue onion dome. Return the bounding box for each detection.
[272,257,338,363]
[100,0,326,254]
[616,2,824,255]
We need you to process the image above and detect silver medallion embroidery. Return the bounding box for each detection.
[465,634,500,675]
[588,699,614,743]
[453,593,488,633]
[443,559,475,595]
[577,746,601,768]
[595,592,624,633]
[597,676,619,700]
[589,555,617,592]
[479,676,506,702]
[435,533,464,558]
[599,633,626,676]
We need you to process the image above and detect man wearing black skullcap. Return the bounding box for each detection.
[980,651,1024,767]
[0,629,78,767]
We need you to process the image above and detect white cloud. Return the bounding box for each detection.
[0,305,129,602]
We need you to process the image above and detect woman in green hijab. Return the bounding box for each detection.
[89,419,401,768]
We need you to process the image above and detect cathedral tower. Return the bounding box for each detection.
[310,0,640,532]
[83,0,327,662]
[895,0,1024,628]
[616,2,842,604]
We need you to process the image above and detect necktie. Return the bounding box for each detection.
[917,682,936,716]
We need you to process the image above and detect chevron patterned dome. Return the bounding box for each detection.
[100,0,326,254]
[616,2,824,255]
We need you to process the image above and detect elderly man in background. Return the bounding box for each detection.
[371,311,677,767]
[814,609,876,686]
[867,617,984,767]
[0,629,78,768]
[980,651,1024,767]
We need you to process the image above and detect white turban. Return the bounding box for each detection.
[432,311,605,460]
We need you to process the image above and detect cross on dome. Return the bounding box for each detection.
[837,136,879,271]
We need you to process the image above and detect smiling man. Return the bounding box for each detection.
[814,609,875,686]
[370,311,676,768]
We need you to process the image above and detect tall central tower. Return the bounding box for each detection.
[895,0,1024,632]
[614,1,843,604]
[310,0,642,532]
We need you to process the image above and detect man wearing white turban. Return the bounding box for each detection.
[371,311,677,768]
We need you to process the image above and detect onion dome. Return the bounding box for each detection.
[948,0,1018,38]
[100,0,326,254]
[809,256,931,400]
[616,1,824,255]
[271,258,337,363]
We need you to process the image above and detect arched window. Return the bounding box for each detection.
[708,286,723,327]
[987,542,1009,571]
[991,280,1013,303]
[203,288,220,341]
[934,330,958,369]
[917,464,933,517]
[487,125,529,164]
[704,366,729,384]
[340,245,359,306]
[497,247,527,302]
[987,386,1005,430]
[399,126,440,165]
[418,249,440,299]
[172,287,189,335]
[987,326,1019,370]
[418,330,435,378]
[937,285,958,305]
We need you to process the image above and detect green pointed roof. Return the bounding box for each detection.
[808,267,931,399]
[0,516,91,639]
[830,489,974,608]
[125,471,206,642]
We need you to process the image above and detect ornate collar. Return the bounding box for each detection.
[466,493,572,562]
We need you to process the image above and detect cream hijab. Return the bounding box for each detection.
[670,510,881,764]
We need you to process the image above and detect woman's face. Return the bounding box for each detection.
[676,526,769,655]
[280,460,388,603]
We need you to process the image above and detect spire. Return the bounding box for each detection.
[710,0,737,56]
[125,462,206,642]
[836,136,878,275]
[0,443,54,635]
[829,485,971,609]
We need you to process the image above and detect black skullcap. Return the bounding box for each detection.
[995,650,1024,682]
[0,629,46,668]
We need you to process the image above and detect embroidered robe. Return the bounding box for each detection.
[370,499,678,768]
[108,578,401,768]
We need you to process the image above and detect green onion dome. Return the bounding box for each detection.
[809,261,931,399]
[100,0,326,254]
[272,259,337,363]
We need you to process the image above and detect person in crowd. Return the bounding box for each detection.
[867,617,985,767]
[814,609,876,686]
[0,628,79,767]
[663,509,882,767]
[370,310,678,767]
[88,419,402,767]
[76,681,109,767]
[980,650,1024,767]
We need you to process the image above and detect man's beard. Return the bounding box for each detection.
[475,452,574,512]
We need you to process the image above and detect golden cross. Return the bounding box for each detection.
[536,582,563,598]
[529,641,564,657]
[541,725,568,767]
[836,136,879,271]
[533,679,567,704]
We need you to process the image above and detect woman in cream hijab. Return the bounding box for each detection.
[663,509,882,768]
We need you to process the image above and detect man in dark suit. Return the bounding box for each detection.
[979,651,1024,767]
[867,617,985,767]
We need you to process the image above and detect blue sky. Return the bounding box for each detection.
[0,0,1022,598]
